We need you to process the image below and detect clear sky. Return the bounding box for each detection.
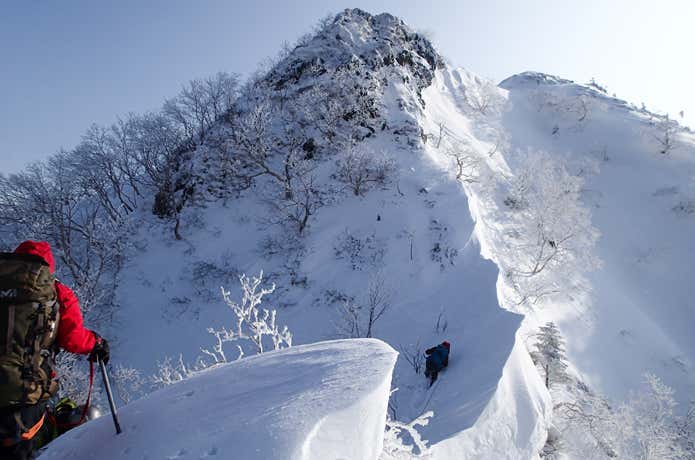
[1,0,693,173]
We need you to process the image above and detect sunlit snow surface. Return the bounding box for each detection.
[41,339,397,460]
[45,10,695,458]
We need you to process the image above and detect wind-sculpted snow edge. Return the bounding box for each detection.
[41,339,398,460]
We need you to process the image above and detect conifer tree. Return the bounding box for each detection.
[532,322,569,389]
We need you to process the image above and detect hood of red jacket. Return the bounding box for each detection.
[14,240,56,273]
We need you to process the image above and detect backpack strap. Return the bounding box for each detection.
[4,305,14,355]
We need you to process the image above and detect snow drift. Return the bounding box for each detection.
[4,7,693,459]
[41,339,398,460]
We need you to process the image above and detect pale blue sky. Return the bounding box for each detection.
[1,0,693,173]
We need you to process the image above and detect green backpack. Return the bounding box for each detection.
[0,253,60,408]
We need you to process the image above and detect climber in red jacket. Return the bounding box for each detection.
[0,241,109,459]
[14,241,106,356]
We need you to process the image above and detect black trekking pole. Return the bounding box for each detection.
[98,357,122,434]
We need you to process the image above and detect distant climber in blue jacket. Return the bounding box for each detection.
[424,341,450,386]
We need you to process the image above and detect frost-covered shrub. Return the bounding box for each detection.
[334,229,386,270]
[202,271,292,364]
[188,257,239,302]
[112,364,145,404]
[335,148,396,196]
[649,115,680,155]
[151,354,196,388]
[429,219,458,270]
[381,411,434,459]
[55,354,92,403]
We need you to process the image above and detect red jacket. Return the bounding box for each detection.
[14,240,96,355]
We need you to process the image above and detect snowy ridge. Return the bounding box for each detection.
[500,70,695,402]
[32,8,695,459]
[42,339,398,460]
[431,339,550,459]
[418,67,552,458]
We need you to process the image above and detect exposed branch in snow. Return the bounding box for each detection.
[398,340,425,375]
[381,411,434,459]
[336,273,392,338]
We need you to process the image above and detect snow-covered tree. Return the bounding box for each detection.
[464,77,504,116]
[555,374,691,459]
[442,136,480,183]
[202,271,292,364]
[503,150,600,305]
[652,115,679,155]
[531,322,569,389]
[676,401,695,457]
[615,373,686,460]
[163,71,239,142]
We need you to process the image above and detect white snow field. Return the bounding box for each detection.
[497,71,695,403]
[39,9,695,459]
[41,339,397,460]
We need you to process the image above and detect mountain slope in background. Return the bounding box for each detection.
[35,8,695,459]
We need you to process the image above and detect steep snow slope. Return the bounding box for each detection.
[42,339,397,460]
[107,10,550,459]
[498,72,695,405]
[93,9,695,459]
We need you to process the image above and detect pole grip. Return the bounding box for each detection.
[99,357,123,435]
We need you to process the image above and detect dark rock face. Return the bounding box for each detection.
[160,9,444,215]
[265,8,444,96]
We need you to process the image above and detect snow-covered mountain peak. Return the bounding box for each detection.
[8,7,692,459]
[499,71,576,90]
[265,8,443,94]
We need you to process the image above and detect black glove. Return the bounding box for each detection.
[90,333,110,364]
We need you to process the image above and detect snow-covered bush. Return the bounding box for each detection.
[650,115,680,155]
[54,354,92,403]
[202,271,292,364]
[112,364,145,404]
[335,147,396,196]
[333,229,386,270]
[151,354,196,388]
[381,411,434,459]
